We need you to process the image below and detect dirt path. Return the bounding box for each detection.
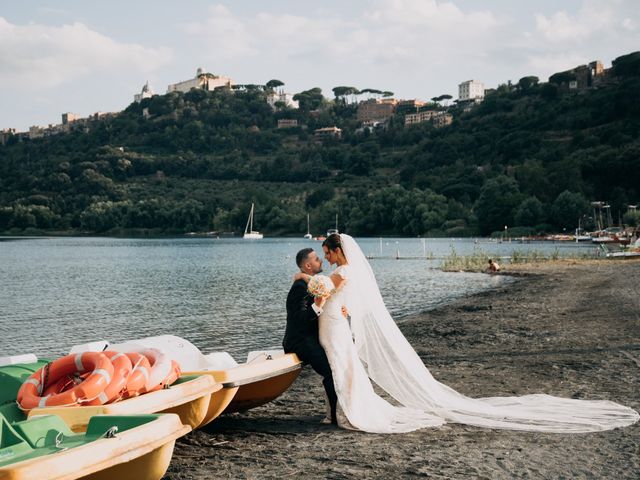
[164,259,640,479]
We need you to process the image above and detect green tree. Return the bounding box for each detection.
[517,76,539,91]
[514,196,545,227]
[612,51,640,76]
[294,87,325,110]
[474,175,522,235]
[265,79,285,90]
[550,191,590,230]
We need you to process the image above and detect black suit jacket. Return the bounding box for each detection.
[283,279,320,354]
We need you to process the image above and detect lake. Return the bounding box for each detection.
[0,237,597,360]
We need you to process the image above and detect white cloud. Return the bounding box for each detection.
[182,5,344,61]
[534,1,620,43]
[366,0,501,31]
[182,1,506,87]
[0,17,172,89]
[521,0,640,81]
[525,52,588,77]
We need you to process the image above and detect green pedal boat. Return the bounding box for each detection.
[0,362,190,480]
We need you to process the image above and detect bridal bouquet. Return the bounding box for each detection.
[307,275,335,298]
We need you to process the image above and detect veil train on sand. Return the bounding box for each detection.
[339,234,639,433]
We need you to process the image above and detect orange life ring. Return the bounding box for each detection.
[139,349,181,393]
[122,352,151,398]
[17,352,114,411]
[84,351,132,405]
[41,351,132,405]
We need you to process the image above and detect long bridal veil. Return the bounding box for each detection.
[340,234,639,432]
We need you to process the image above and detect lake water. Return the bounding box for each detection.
[0,237,597,360]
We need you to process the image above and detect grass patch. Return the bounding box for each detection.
[441,247,597,272]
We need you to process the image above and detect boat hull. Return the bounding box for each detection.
[184,353,303,418]
[28,375,219,432]
[0,414,189,480]
[224,367,301,413]
[243,232,263,239]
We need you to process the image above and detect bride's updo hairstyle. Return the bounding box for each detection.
[322,233,343,254]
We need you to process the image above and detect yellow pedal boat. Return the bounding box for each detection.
[3,355,220,432]
[77,336,304,428]
[0,413,189,480]
[0,361,190,480]
[30,374,219,432]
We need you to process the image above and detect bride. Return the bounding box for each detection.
[297,233,639,434]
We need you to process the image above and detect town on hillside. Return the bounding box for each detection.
[0,56,617,145]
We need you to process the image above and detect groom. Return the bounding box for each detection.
[283,248,337,424]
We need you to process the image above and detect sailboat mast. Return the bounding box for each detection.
[245,204,253,234]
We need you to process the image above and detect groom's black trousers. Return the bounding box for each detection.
[288,340,338,422]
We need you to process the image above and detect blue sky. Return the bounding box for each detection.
[1,0,638,130]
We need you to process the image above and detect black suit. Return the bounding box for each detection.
[283,279,337,422]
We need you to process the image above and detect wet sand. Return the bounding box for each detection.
[164,259,640,479]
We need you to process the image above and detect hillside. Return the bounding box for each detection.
[1,52,639,236]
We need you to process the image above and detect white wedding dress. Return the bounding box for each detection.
[316,235,639,434]
[319,265,443,433]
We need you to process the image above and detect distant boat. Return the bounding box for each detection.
[304,213,312,239]
[243,203,263,239]
[327,213,339,236]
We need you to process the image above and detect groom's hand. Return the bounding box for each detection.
[341,306,350,320]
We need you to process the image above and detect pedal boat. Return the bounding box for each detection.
[1,358,219,432]
[74,336,304,427]
[0,413,188,480]
[0,363,189,480]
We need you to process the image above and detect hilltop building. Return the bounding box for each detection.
[61,113,78,125]
[134,81,155,103]
[266,91,299,110]
[458,80,485,101]
[277,119,298,129]
[314,126,342,140]
[404,110,440,126]
[549,60,610,92]
[357,98,397,123]
[167,68,234,94]
[405,110,452,128]
[1,128,16,145]
[396,99,426,114]
[432,113,453,128]
[19,111,116,140]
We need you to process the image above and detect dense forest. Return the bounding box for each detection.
[1,51,639,237]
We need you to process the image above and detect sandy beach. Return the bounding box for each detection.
[163,259,640,479]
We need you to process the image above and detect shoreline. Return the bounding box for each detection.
[163,259,640,479]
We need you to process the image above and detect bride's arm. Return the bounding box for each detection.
[292,272,346,291]
[292,272,311,283]
[329,273,345,290]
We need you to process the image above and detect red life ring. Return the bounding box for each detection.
[17,352,114,411]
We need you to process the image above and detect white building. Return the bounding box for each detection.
[134,81,154,103]
[167,68,234,94]
[266,91,299,110]
[458,80,485,101]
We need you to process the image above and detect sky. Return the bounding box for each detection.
[1,0,639,131]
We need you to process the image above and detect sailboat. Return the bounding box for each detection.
[243,203,263,239]
[304,213,312,239]
[326,213,339,236]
